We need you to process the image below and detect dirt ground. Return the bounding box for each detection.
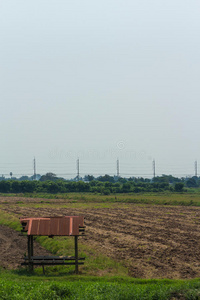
[0,224,51,269]
[0,197,200,279]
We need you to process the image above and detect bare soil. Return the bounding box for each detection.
[0,224,51,269]
[0,197,200,278]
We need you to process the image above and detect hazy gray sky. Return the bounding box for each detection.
[1,0,200,178]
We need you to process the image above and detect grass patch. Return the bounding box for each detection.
[0,270,200,299]
[0,210,21,231]
[2,191,200,206]
[33,235,127,277]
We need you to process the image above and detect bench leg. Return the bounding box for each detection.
[42,265,45,275]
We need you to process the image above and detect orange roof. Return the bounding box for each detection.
[20,216,84,236]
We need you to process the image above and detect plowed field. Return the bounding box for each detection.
[0,197,200,279]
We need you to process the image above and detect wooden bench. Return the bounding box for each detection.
[22,255,85,274]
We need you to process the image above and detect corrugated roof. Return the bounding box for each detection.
[20,216,84,236]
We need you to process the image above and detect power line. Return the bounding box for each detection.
[0,159,200,179]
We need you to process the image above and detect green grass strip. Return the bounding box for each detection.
[0,270,200,300]
[2,191,200,206]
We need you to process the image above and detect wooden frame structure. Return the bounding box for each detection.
[20,216,85,274]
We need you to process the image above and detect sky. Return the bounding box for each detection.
[0,0,200,178]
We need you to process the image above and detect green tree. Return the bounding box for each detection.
[97,175,115,183]
[84,175,95,182]
[174,182,184,192]
[11,181,21,193]
[40,173,57,182]
[0,181,11,193]
[21,181,35,193]
[186,177,198,188]
[46,181,59,193]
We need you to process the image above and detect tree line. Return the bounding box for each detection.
[0,173,199,194]
[0,175,195,194]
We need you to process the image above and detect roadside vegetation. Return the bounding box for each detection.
[0,270,200,300]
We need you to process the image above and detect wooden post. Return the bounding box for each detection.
[75,236,78,274]
[31,235,33,257]
[28,235,33,272]
[31,235,34,272]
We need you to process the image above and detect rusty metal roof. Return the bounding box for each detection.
[20,216,85,236]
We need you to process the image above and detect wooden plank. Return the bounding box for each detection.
[39,219,50,236]
[72,217,80,235]
[24,256,85,260]
[22,262,84,266]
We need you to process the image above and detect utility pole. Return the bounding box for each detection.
[195,160,198,177]
[77,158,80,181]
[117,158,119,177]
[153,159,156,178]
[33,157,36,180]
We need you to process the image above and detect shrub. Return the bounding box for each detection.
[174,182,184,192]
